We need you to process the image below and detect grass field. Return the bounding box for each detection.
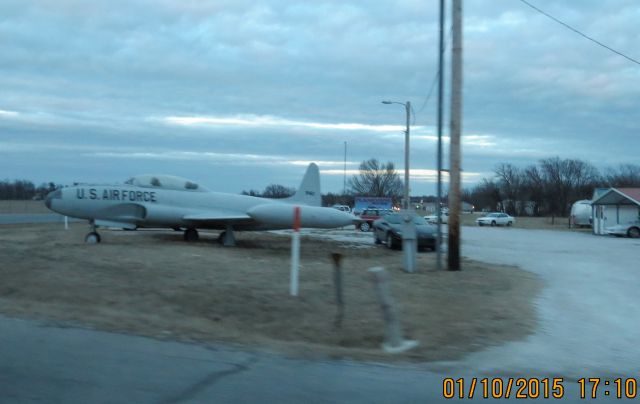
[0,200,50,214]
[0,223,541,362]
[460,212,590,232]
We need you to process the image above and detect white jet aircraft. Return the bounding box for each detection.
[45,163,357,245]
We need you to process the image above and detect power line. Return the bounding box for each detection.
[416,70,439,118]
[518,0,640,66]
[416,26,453,122]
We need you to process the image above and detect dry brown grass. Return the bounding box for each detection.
[0,223,541,362]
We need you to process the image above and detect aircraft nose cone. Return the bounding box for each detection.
[44,191,53,209]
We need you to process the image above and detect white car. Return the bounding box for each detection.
[605,221,640,238]
[424,211,449,224]
[476,212,515,227]
[331,204,352,213]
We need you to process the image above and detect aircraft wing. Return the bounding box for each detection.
[182,211,254,225]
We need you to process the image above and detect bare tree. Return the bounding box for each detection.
[538,157,599,217]
[0,179,37,200]
[241,184,295,198]
[466,179,501,212]
[240,189,261,197]
[494,163,525,215]
[261,184,296,199]
[348,159,403,199]
[322,192,354,207]
[523,165,545,216]
[605,164,640,187]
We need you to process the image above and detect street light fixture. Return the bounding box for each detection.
[381,100,411,210]
[382,100,416,273]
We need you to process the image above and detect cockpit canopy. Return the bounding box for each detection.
[124,175,208,192]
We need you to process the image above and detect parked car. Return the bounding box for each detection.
[605,221,640,238]
[372,212,437,250]
[424,211,449,224]
[331,204,351,213]
[476,212,515,227]
[358,208,393,231]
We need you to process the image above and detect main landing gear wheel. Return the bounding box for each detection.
[184,228,199,242]
[85,232,101,244]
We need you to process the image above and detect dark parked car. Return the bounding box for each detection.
[372,212,437,251]
[358,208,393,232]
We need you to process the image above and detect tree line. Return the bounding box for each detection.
[464,158,640,217]
[0,180,59,200]
[7,157,637,219]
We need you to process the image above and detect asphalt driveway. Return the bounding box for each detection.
[450,226,640,378]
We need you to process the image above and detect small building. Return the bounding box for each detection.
[591,188,640,235]
[462,201,475,213]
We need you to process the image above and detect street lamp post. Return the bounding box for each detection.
[382,100,416,273]
[382,100,411,210]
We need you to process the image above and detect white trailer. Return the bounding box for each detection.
[570,200,592,228]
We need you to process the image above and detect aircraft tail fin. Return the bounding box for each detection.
[286,163,321,206]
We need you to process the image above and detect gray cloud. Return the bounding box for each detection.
[1,0,638,195]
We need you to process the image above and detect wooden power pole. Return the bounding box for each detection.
[448,0,463,271]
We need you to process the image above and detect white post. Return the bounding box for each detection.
[290,206,301,296]
[64,216,68,230]
[368,267,419,353]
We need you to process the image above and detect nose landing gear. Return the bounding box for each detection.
[85,220,101,244]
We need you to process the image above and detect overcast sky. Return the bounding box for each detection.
[1,0,638,195]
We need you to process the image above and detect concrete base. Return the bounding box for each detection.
[382,339,419,354]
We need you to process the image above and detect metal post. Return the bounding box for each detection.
[436,0,445,271]
[290,206,301,296]
[404,101,411,210]
[331,253,344,328]
[402,102,417,273]
[448,0,463,271]
[402,213,417,273]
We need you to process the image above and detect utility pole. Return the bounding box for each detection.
[448,0,463,271]
[436,0,445,271]
[404,101,411,210]
[343,141,347,195]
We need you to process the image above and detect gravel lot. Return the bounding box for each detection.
[452,226,640,377]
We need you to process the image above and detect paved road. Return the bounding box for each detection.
[1,222,635,402]
[0,316,615,403]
